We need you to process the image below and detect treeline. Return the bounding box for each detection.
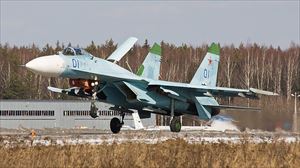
[0,40,299,130]
[0,40,299,99]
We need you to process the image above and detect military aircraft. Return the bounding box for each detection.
[25,37,277,133]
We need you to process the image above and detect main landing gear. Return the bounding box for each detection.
[89,100,125,134]
[169,98,181,132]
[110,113,125,134]
[88,81,125,134]
[170,117,181,132]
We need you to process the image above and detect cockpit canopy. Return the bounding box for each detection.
[62,47,91,56]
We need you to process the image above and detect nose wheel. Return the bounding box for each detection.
[110,113,125,134]
[89,84,100,118]
[89,101,98,118]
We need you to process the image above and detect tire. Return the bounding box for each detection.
[90,103,98,118]
[90,111,98,118]
[170,117,181,132]
[110,117,122,134]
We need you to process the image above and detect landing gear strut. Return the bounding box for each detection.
[89,83,100,118]
[169,98,181,132]
[90,79,106,118]
[110,113,125,134]
[89,101,98,118]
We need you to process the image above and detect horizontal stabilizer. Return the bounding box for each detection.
[249,88,278,96]
[106,37,138,62]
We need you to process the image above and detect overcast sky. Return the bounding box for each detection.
[1,1,299,48]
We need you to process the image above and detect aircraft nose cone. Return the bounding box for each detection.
[25,55,65,77]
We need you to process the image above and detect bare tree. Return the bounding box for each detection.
[274,51,283,94]
[223,45,238,104]
[286,51,298,100]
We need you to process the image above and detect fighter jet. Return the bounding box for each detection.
[25,37,277,133]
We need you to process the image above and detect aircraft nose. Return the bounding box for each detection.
[25,55,65,77]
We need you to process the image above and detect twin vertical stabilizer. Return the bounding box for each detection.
[190,43,220,87]
[136,43,162,80]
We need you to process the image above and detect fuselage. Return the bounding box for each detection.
[26,53,139,81]
[25,50,199,116]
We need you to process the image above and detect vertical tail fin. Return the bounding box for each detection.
[190,43,220,87]
[136,43,162,80]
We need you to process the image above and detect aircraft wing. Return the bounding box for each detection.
[106,37,138,63]
[147,80,278,99]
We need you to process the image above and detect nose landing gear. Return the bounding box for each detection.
[89,101,98,118]
[89,83,101,118]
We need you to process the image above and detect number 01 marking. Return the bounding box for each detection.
[204,69,209,78]
[72,59,80,68]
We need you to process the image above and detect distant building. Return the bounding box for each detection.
[0,100,155,129]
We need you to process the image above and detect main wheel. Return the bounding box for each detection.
[170,117,181,132]
[110,117,122,134]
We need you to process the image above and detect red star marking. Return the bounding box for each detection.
[208,57,212,65]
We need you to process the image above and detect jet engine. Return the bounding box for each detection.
[211,108,220,117]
